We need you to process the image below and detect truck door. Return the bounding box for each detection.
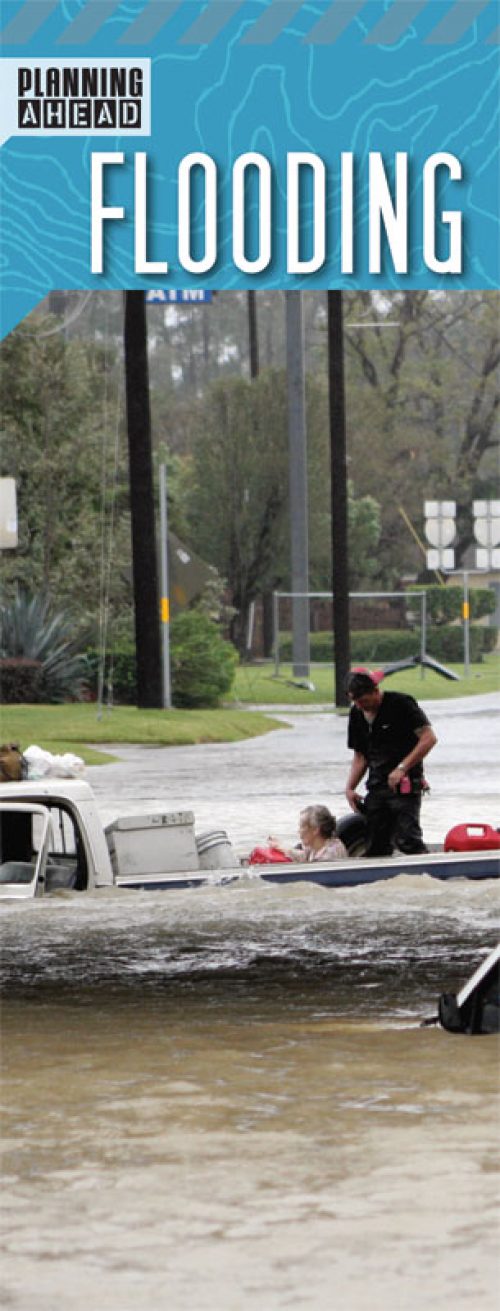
[0,803,54,899]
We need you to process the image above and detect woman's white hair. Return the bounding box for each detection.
[300,805,336,838]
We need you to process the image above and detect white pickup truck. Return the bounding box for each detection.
[1,777,499,899]
[0,777,236,898]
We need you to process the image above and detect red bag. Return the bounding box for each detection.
[248,845,293,865]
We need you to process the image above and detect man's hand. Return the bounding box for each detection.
[346,788,364,813]
[388,765,405,792]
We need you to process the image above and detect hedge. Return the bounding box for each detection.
[278,626,498,665]
[411,585,496,624]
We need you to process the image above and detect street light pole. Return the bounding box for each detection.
[285,291,310,679]
[159,463,172,709]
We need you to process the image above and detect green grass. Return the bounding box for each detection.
[230,652,500,706]
[0,703,287,765]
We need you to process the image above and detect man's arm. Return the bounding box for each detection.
[387,725,437,792]
[345,751,368,812]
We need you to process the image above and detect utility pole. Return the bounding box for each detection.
[285,291,310,679]
[123,291,163,709]
[327,291,350,707]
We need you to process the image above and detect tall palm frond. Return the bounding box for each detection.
[0,594,88,702]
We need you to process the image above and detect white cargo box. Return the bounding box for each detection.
[105,810,198,876]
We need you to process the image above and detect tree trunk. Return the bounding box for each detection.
[262,591,274,658]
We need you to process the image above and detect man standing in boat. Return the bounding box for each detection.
[344,670,437,856]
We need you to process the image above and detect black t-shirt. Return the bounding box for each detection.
[347,691,431,790]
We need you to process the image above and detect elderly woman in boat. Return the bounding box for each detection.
[271,805,348,863]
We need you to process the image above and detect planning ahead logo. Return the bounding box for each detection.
[1,58,151,144]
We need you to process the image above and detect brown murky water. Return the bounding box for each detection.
[1,878,499,1311]
[1,699,499,1309]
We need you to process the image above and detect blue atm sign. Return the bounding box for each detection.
[145,290,213,304]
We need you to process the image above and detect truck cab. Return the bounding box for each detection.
[0,779,115,897]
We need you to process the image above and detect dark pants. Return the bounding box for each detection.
[364,787,428,857]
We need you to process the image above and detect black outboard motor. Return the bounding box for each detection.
[336,810,368,857]
[438,944,500,1034]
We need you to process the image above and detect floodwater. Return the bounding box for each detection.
[1,695,499,1310]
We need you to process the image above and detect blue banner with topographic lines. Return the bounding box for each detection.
[1,0,499,336]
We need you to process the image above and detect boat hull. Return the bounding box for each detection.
[114,848,500,892]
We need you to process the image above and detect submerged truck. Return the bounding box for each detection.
[0,778,237,897]
[1,778,498,1033]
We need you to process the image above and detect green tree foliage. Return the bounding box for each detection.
[348,488,382,588]
[186,369,382,646]
[122,290,329,436]
[0,315,133,640]
[186,371,290,649]
[341,290,499,576]
[145,287,497,590]
[4,290,497,664]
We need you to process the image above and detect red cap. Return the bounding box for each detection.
[351,664,385,685]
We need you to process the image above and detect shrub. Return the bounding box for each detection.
[278,626,497,665]
[85,644,137,704]
[170,611,238,708]
[0,593,88,702]
[412,585,496,624]
[0,658,45,704]
[349,630,422,663]
[86,617,239,708]
[427,625,497,663]
[279,630,418,663]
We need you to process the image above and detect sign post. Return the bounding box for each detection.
[159,463,172,710]
[463,570,470,677]
[473,500,500,570]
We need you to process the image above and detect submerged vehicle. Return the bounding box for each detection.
[0,779,499,900]
[437,944,500,1035]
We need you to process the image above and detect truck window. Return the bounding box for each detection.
[33,804,88,890]
[0,809,32,863]
[32,805,78,857]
